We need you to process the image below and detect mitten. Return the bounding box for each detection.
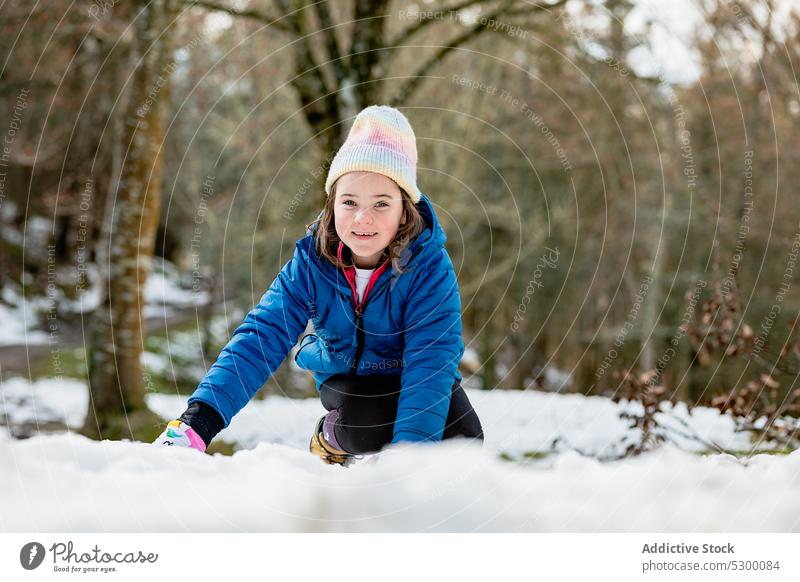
[153,420,206,453]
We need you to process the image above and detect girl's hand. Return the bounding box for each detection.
[153,420,206,453]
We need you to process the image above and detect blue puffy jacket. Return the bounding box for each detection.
[188,193,465,444]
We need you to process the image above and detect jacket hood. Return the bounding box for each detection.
[401,192,447,254]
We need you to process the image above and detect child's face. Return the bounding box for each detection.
[334,171,406,268]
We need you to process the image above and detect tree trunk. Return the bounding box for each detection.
[82,0,178,442]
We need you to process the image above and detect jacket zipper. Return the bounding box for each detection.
[337,242,406,376]
[336,241,422,375]
[346,264,391,375]
[350,307,365,373]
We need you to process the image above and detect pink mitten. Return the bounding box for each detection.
[153,420,206,452]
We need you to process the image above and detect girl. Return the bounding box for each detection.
[155,105,484,465]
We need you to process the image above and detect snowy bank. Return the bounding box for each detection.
[1,377,757,457]
[1,431,799,532]
[2,376,795,532]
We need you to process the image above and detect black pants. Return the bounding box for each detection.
[319,373,484,455]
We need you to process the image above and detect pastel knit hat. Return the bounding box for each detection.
[324,105,422,204]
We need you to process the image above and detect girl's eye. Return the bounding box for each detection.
[343,200,356,206]
[375,201,389,208]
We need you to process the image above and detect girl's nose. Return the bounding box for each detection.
[354,209,372,223]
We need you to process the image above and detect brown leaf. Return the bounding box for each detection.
[761,374,780,389]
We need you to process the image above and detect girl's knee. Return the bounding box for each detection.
[336,421,393,454]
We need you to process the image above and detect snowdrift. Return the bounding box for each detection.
[2,378,799,532]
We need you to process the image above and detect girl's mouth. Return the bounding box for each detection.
[352,231,377,239]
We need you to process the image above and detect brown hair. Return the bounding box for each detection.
[307,179,426,275]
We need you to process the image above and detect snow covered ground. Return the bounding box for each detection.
[142,257,210,318]
[2,377,798,532]
[0,286,50,346]
[0,376,757,457]
[0,257,209,346]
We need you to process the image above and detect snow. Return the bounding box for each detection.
[0,378,88,430]
[542,365,571,391]
[1,430,799,532]
[0,256,210,346]
[140,351,170,376]
[144,257,209,308]
[58,264,103,314]
[1,377,756,456]
[0,286,49,346]
[141,326,222,385]
[2,376,797,532]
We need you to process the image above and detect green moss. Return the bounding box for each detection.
[206,440,238,456]
[698,448,795,457]
[522,450,553,460]
[23,317,218,395]
[79,407,165,443]
[28,347,88,379]
[498,450,554,463]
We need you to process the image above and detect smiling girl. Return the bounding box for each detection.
[155,105,483,465]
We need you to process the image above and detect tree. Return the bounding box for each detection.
[186,0,568,200]
[82,0,180,441]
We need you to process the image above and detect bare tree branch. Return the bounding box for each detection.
[184,0,291,32]
[387,0,490,48]
[332,0,391,118]
[390,1,514,106]
[503,0,569,16]
[390,0,568,106]
[749,348,800,376]
[387,0,569,53]
[281,0,332,95]
[276,0,344,154]
[312,0,347,84]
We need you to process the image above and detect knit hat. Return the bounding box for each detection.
[324,105,422,204]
